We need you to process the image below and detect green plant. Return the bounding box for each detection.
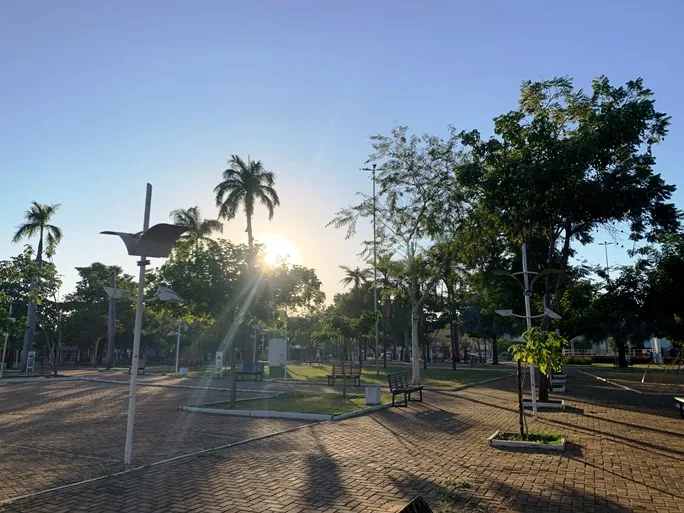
[510,328,567,376]
[563,356,592,366]
[510,328,567,435]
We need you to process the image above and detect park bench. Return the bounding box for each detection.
[327,362,361,386]
[237,362,264,381]
[676,397,684,418]
[127,362,146,375]
[387,371,423,407]
[178,357,201,370]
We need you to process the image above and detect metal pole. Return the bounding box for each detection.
[253,325,257,363]
[522,243,538,420]
[106,271,116,368]
[372,164,379,375]
[1,305,12,379]
[124,183,152,466]
[283,311,288,381]
[175,320,181,373]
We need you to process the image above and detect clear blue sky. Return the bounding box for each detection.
[1,0,683,301]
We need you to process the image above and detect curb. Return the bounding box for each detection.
[332,403,391,420]
[487,430,566,451]
[578,370,681,396]
[78,377,277,395]
[424,373,515,392]
[0,376,81,385]
[179,405,332,421]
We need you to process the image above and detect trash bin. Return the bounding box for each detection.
[179,367,189,377]
[365,386,381,405]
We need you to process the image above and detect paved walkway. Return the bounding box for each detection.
[1,370,683,512]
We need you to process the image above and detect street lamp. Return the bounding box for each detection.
[101,183,186,466]
[495,243,561,421]
[362,164,380,375]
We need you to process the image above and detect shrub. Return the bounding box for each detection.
[563,356,593,366]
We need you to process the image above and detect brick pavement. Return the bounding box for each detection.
[0,381,309,501]
[2,370,684,512]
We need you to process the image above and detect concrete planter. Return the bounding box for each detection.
[488,430,566,451]
[550,378,566,386]
[523,399,565,409]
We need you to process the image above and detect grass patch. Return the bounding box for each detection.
[495,432,564,444]
[0,374,58,379]
[270,364,513,388]
[201,390,391,416]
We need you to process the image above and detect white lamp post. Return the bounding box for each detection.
[495,243,561,421]
[101,183,186,466]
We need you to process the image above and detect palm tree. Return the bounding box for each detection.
[339,266,372,295]
[214,155,280,261]
[12,202,62,263]
[12,202,62,371]
[169,206,223,251]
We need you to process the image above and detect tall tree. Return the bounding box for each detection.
[12,201,62,370]
[330,126,467,383]
[169,206,223,252]
[214,155,280,262]
[460,76,680,320]
[338,266,372,296]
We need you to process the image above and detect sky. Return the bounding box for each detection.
[1,0,683,303]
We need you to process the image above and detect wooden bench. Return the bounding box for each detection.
[327,363,361,386]
[178,357,201,370]
[676,397,684,418]
[387,372,423,407]
[237,362,264,381]
[127,362,146,375]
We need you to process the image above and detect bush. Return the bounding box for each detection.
[563,356,593,366]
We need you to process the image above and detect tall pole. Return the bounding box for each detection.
[599,242,612,280]
[1,305,12,379]
[283,311,288,381]
[252,324,257,363]
[372,164,379,375]
[106,271,116,368]
[522,243,538,420]
[124,183,152,466]
[175,320,182,373]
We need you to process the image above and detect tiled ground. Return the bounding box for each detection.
[0,380,308,501]
[1,370,683,512]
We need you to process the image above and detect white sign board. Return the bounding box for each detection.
[26,350,36,373]
[268,338,286,367]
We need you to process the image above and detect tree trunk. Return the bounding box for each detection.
[617,341,628,368]
[539,371,549,401]
[106,272,116,369]
[246,213,254,265]
[491,337,499,365]
[20,229,44,372]
[342,341,347,400]
[517,359,525,437]
[411,305,421,384]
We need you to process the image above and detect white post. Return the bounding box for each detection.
[283,311,288,381]
[124,183,152,466]
[1,305,12,379]
[373,164,379,374]
[252,324,257,363]
[175,320,182,373]
[522,243,538,420]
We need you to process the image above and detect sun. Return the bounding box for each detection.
[257,234,301,267]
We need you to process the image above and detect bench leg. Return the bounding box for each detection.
[419,389,423,402]
[404,393,408,407]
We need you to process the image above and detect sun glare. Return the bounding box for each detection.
[257,234,301,267]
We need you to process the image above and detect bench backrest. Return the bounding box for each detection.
[330,362,361,376]
[242,362,264,373]
[387,372,410,391]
